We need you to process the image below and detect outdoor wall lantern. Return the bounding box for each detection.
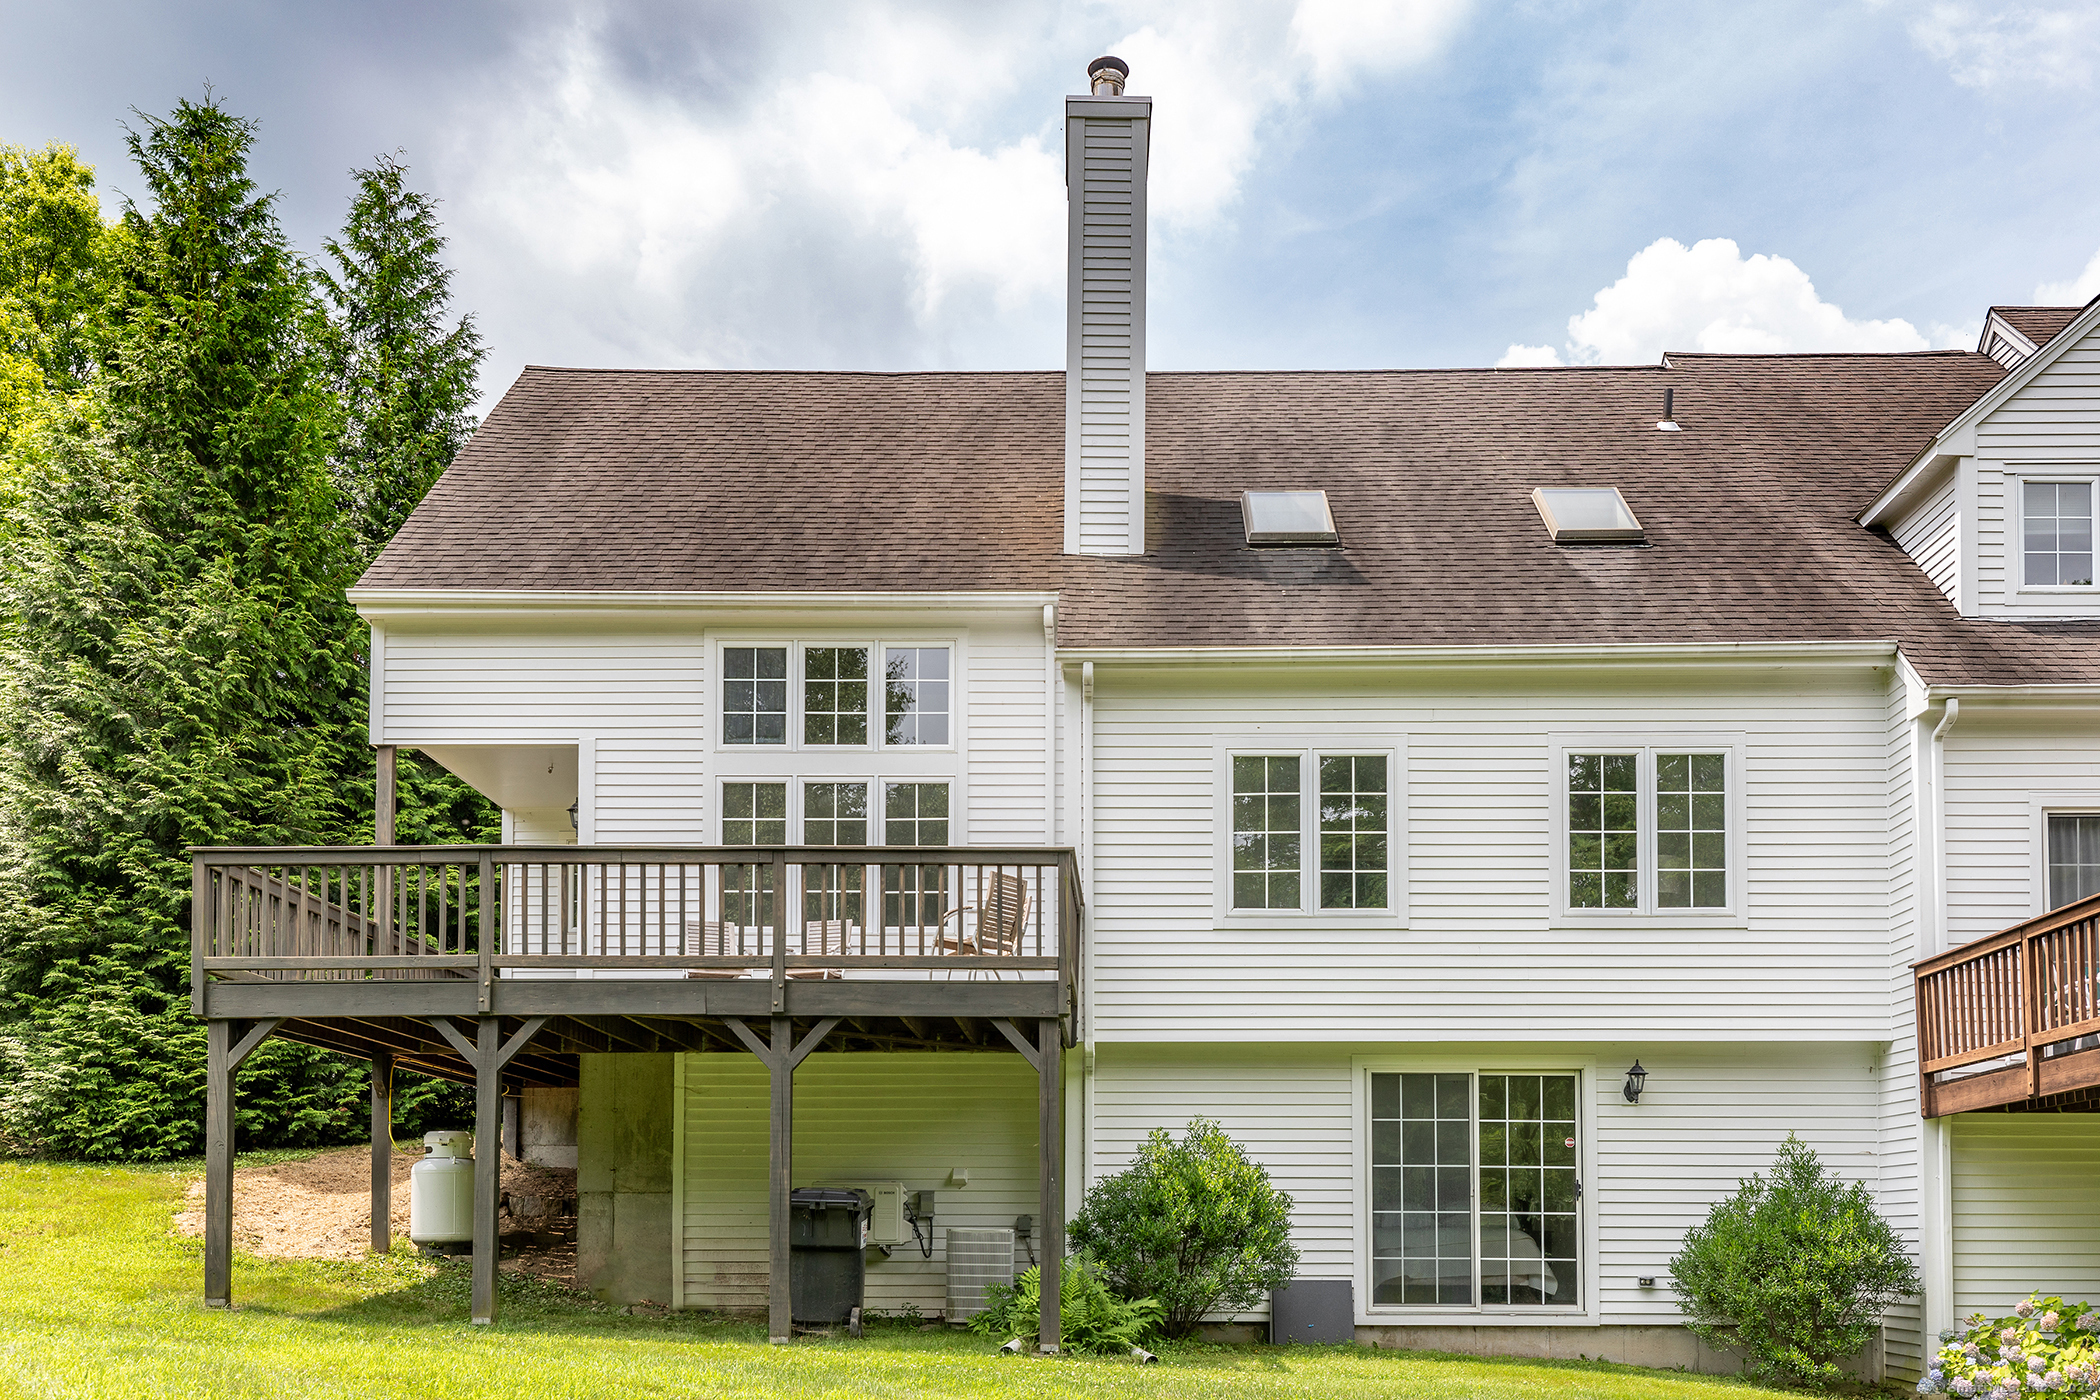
[567,801,579,832]
[1623,1060,1648,1103]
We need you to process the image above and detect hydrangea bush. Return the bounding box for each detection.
[1920,1296,2100,1396]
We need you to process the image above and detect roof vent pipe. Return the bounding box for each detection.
[1088,55,1128,96]
[1656,386,1680,433]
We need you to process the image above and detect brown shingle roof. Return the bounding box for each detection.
[1989,305,2086,349]
[361,355,2100,686]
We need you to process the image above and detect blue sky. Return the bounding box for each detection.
[5,0,2099,405]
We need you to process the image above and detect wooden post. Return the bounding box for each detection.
[1037,1016,1062,1354]
[375,745,397,846]
[723,1015,839,1345]
[472,1017,502,1325]
[202,1018,280,1309]
[371,1052,393,1255]
[768,1014,793,1342]
[204,1020,234,1308]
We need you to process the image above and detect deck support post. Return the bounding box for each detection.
[428,1015,549,1326]
[375,745,396,845]
[370,1051,393,1255]
[1037,1017,1062,1354]
[203,1017,281,1308]
[724,1014,840,1344]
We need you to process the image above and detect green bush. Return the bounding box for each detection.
[1670,1133,1920,1388]
[967,1255,1162,1355]
[1922,1294,2100,1396]
[1066,1117,1299,1338]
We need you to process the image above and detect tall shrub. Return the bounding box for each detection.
[1671,1133,1920,1388]
[1066,1117,1299,1338]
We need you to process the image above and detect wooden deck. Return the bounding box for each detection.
[1914,889,2100,1118]
[190,843,1081,1346]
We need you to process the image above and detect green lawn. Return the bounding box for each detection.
[0,1157,1797,1400]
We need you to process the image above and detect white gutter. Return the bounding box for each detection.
[1056,639,1900,668]
[352,588,1059,619]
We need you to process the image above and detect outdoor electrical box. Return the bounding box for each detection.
[866,1182,908,1247]
[1270,1278,1353,1344]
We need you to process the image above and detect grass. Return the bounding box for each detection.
[0,1157,1810,1400]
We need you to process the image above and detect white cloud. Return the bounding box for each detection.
[1289,0,1474,95]
[1522,237,1938,365]
[2037,246,2100,303]
[1897,1,2100,89]
[1496,343,1563,367]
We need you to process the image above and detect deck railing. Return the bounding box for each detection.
[191,845,1081,1007]
[1913,889,2100,1116]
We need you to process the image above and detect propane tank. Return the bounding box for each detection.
[409,1129,476,1246]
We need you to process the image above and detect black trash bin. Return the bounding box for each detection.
[789,1188,873,1327]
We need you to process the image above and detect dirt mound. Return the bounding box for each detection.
[173,1145,577,1265]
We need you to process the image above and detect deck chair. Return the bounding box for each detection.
[936,872,1030,979]
[683,918,851,980]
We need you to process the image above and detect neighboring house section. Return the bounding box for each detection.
[187,55,2100,1383]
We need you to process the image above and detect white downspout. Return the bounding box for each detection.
[1043,604,1058,844]
[1922,697,1959,1349]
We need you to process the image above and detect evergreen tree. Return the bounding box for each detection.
[319,152,484,563]
[0,144,105,463]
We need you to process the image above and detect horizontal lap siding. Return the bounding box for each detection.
[1952,1116,2100,1315]
[1976,324,2100,619]
[1891,475,1960,607]
[1089,1041,1882,1325]
[1089,669,1893,1040]
[679,1053,1038,1317]
[1881,682,1927,1377]
[1943,718,2100,942]
[964,627,1052,845]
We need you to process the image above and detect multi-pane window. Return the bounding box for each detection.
[1231,756,1302,910]
[1567,754,1637,909]
[721,781,785,926]
[804,648,870,746]
[884,647,951,745]
[721,781,787,844]
[1655,753,1726,908]
[1370,1073,1472,1305]
[2049,814,2100,908]
[882,781,949,927]
[2024,481,2095,587]
[723,647,789,745]
[803,781,869,846]
[1477,1075,1579,1306]
[1320,756,1390,910]
[1367,1071,1582,1310]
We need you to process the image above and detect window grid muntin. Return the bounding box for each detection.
[802,780,870,847]
[721,780,786,926]
[1231,755,1302,910]
[1655,753,1727,909]
[1370,1072,1473,1306]
[2049,813,2100,909]
[1320,755,1390,910]
[1567,753,1638,909]
[2024,480,2096,587]
[722,646,789,745]
[883,646,952,746]
[882,780,949,926]
[803,647,871,746]
[1477,1074,1580,1307]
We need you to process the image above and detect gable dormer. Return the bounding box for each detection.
[1862,299,2100,619]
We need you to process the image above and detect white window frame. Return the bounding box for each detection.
[2030,798,2100,916]
[2013,469,2100,593]
[713,774,963,848]
[708,634,964,756]
[1548,735,1746,926]
[1212,740,1406,929]
[1349,1054,1598,1326]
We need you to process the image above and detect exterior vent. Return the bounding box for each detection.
[945,1227,1016,1323]
[1531,487,1645,544]
[1240,490,1339,546]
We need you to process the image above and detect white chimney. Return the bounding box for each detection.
[1065,55,1150,556]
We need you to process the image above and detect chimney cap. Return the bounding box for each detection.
[1087,55,1130,79]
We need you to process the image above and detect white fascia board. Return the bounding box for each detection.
[351,588,1058,623]
[1859,448,1962,529]
[1055,638,1899,670]
[1865,297,2100,524]
[1921,683,2100,709]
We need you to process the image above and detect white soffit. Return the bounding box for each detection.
[1240,490,1339,546]
[1531,487,1645,543]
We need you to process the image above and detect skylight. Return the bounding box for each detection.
[1531,487,1645,544]
[1241,490,1339,546]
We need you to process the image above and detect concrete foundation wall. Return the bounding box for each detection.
[523,1086,579,1169]
[576,1053,674,1305]
[1352,1324,1880,1381]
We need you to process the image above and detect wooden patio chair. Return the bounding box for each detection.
[936,872,1030,980]
[683,917,851,980]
